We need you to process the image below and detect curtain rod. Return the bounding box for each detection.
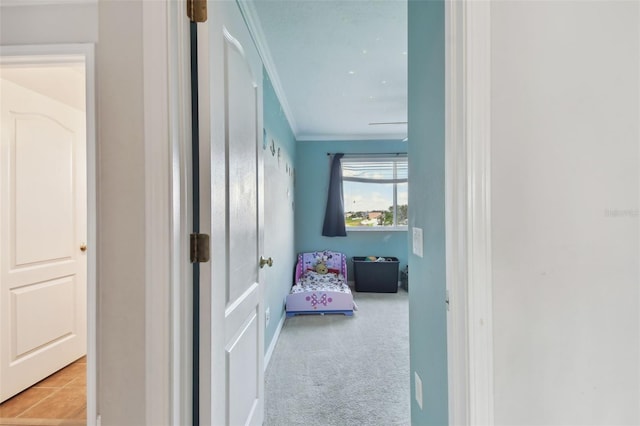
[326,152,406,157]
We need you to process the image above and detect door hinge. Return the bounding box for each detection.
[190,233,210,263]
[186,0,207,23]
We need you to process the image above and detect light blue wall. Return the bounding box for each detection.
[295,140,408,281]
[263,69,297,352]
[408,0,448,424]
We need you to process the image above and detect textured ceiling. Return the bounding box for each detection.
[250,0,407,141]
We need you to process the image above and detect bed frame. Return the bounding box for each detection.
[285,251,355,317]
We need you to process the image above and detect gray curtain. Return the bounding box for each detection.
[322,153,347,237]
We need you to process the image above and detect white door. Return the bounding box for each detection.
[199,1,265,425]
[0,77,87,402]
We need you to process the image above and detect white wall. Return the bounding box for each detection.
[0,2,98,45]
[491,1,639,425]
[96,1,147,424]
[1,2,161,424]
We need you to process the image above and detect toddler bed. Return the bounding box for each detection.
[286,250,356,317]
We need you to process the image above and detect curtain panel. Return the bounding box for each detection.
[322,153,347,237]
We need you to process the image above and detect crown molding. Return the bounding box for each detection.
[237,0,299,136]
[297,133,407,142]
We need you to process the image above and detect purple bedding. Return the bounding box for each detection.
[286,251,355,317]
[291,270,350,294]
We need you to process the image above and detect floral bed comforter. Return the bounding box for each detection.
[291,271,351,294]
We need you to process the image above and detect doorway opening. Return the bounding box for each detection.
[0,45,96,425]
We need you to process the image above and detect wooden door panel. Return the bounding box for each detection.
[222,28,262,426]
[0,77,86,403]
[225,33,259,306]
[13,114,75,266]
[13,276,75,357]
[227,310,259,426]
[224,283,259,341]
[206,1,264,424]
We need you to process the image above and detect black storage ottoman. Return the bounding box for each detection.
[352,257,400,293]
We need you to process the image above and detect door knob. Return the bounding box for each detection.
[80,244,87,252]
[259,256,273,268]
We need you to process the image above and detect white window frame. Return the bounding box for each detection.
[341,154,408,232]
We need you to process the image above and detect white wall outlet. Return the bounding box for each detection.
[265,307,271,327]
[415,371,424,410]
[412,227,424,258]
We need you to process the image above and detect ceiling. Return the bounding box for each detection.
[247,0,407,141]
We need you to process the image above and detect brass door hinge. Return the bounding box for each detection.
[187,0,207,22]
[190,233,210,263]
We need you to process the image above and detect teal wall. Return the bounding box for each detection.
[408,0,448,424]
[295,139,408,281]
[263,69,297,353]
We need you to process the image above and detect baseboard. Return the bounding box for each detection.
[264,313,286,371]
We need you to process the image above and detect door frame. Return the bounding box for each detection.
[0,43,97,424]
[445,0,495,424]
[163,0,497,424]
[166,1,194,424]
[142,1,192,424]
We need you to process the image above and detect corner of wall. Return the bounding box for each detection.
[408,0,449,424]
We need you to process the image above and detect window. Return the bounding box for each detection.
[341,155,408,230]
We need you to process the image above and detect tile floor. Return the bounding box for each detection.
[0,357,86,426]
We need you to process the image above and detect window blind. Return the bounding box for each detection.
[341,157,408,184]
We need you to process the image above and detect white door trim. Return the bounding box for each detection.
[142,2,171,424]
[445,1,494,425]
[142,1,193,424]
[0,42,97,425]
[445,1,468,423]
[165,1,194,425]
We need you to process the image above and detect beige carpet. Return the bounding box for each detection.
[265,290,410,426]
